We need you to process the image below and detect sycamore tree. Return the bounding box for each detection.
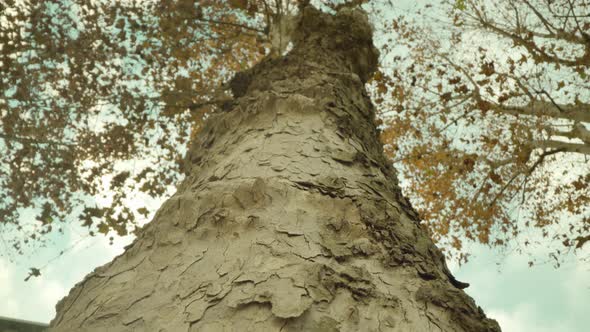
[0,0,389,264]
[0,0,509,330]
[0,0,372,255]
[49,2,504,330]
[1,0,267,256]
[0,0,586,277]
[374,0,589,266]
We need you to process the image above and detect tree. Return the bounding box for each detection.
[1,0,265,255]
[44,4,501,331]
[374,0,589,266]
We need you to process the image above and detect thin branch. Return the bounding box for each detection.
[566,0,590,43]
[442,56,590,123]
[546,123,590,143]
[488,148,565,207]
[533,140,590,155]
[554,14,590,18]
[492,100,590,123]
[522,0,556,34]
[194,17,265,34]
[0,133,75,147]
[186,97,232,111]
[472,7,589,66]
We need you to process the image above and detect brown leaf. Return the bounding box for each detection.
[575,235,590,249]
[228,0,248,10]
[489,172,502,184]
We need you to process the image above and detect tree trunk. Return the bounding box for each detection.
[50,7,500,332]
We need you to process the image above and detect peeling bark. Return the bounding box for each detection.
[50,7,501,332]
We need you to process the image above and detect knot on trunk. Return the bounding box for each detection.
[293,6,380,83]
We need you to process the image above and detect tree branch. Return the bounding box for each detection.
[0,133,75,147]
[522,0,556,33]
[547,123,590,144]
[488,148,565,207]
[472,7,590,66]
[554,14,590,18]
[491,100,590,123]
[193,17,266,34]
[533,140,590,155]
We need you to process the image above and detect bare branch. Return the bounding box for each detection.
[194,17,266,34]
[566,0,590,43]
[522,0,557,34]
[0,133,75,147]
[533,140,590,155]
[489,148,565,207]
[554,14,590,18]
[491,100,590,123]
[547,123,590,143]
[471,7,590,66]
[186,97,232,111]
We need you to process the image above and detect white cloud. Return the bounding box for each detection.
[0,224,135,323]
[489,304,563,332]
[35,280,67,322]
[454,243,590,332]
[0,257,66,323]
[0,258,21,318]
[561,259,590,318]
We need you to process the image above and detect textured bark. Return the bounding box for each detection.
[50,7,501,332]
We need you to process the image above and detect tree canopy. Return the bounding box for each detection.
[1,0,266,255]
[1,0,588,268]
[374,0,589,265]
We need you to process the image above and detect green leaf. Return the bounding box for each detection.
[97,223,109,235]
[454,0,466,11]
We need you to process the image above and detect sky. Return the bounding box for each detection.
[1,1,589,331]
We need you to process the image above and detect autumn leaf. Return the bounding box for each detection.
[97,223,110,235]
[454,0,466,11]
[575,235,590,249]
[489,172,502,185]
[228,0,249,10]
[480,61,495,76]
[24,268,41,282]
